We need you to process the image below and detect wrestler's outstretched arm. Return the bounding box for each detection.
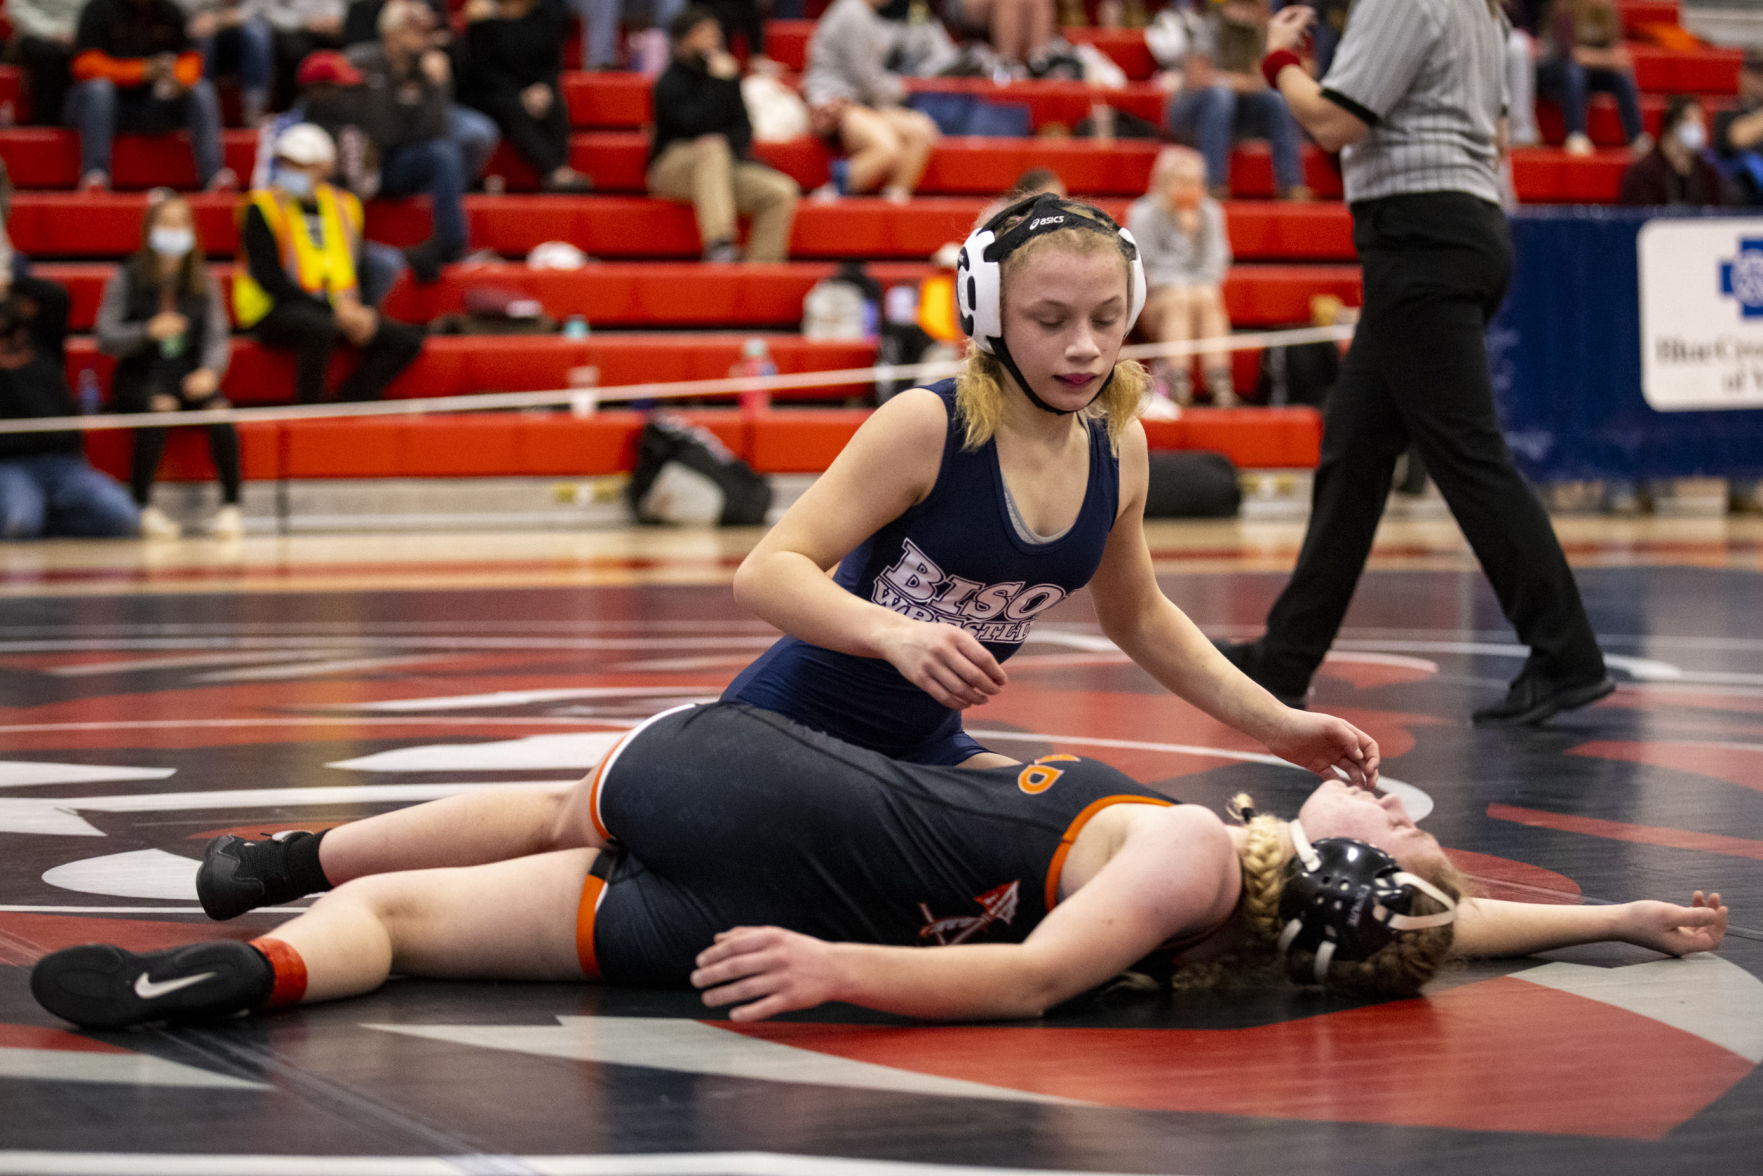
[1451,891,1728,959]
[692,805,1239,1021]
[1086,422,1380,789]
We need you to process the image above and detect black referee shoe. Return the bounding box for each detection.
[1472,671,1616,727]
[31,941,274,1029]
[196,831,323,921]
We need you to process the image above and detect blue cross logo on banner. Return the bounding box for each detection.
[1718,238,1763,318]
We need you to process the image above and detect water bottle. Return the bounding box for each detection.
[729,337,777,412]
[78,369,102,415]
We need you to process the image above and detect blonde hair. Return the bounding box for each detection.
[953,211,1148,452]
[1173,794,1465,997]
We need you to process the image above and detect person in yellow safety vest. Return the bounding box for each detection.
[235,122,423,405]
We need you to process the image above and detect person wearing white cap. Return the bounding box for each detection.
[233,122,423,404]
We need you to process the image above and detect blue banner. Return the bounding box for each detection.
[1490,206,1763,482]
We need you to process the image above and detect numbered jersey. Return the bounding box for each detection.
[583,702,1174,986]
[724,380,1121,761]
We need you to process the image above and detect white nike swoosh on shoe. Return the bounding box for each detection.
[134,971,217,1000]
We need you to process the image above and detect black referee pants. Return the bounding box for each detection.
[1258,192,1604,689]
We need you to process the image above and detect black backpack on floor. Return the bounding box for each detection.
[1143,451,1242,518]
[627,415,773,527]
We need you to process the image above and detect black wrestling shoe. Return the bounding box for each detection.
[1472,671,1616,727]
[196,831,327,921]
[1213,639,1309,710]
[31,941,273,1029]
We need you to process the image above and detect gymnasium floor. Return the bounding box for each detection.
[2,509,1761,1176]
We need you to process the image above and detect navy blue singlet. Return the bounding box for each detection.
[582,702,1174,986]
[724,379,1121,763]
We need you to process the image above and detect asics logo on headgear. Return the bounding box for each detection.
[1027,215,1066,230]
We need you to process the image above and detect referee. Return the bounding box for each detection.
[1220,0,1613,726]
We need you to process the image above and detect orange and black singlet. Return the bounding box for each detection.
[582,702,1173,986]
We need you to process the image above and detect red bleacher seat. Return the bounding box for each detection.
[82,403,1324,485]
[38,259,1360,332]
[4,191,1359,261]
[0,125,1646,205]
[61,334,878,407]
[1628,44,1740,95]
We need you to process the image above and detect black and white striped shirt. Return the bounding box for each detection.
[1320,0,1509,205]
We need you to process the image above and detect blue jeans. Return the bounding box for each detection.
[380,136,470,257]
[1167,84,1304,194]
[572,0,687,67]
[359,241,408,307]
[64,77,225,185]
[197,15,274,120]
[0,453,140,539]
[448,104,500,182]
[1535,57,1643,142]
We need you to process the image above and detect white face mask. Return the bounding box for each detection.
[1676,121,1707,153]
[278,168,316,198]
[148,226,194,257]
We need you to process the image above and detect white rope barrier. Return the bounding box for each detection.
[0,324,1354,435]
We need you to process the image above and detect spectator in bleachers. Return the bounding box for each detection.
[346,0,500,277]
[66,0,236,191]
[252,51,412,303]
[803,0,940,201]
[180,0,275,124]
[1166,0,1307,201]
[573,0,685,71]
[0,289,140,539]
[1713,49,1763,206]
[259,0,345,109]
[459,0,594,192]
[1535,0,1645,156]
[648,6,799,261]
[1127,145,1234,413]
[0,160,75,364]
[705,0,766,61]
[9,0,85,127]
[1619,95,1723,207]
[1502,0,1543,147]
[234,123,424,402]
[95,193,242,539]
[947,0,1056,74]
[339,0,445,47]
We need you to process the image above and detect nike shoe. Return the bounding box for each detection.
[31,941,274,1029]
[197,831,325,921]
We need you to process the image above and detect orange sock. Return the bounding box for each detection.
[248,937,309,1008]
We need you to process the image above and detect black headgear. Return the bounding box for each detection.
[1276,820,1458,984]
[954,193,1147,416]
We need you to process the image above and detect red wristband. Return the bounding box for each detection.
[1261,49,1303,90]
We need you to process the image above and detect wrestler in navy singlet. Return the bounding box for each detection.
[723,379,1122,764]
[583,702,1174,986]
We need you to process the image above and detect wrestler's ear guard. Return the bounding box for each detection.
[954,194,1148,357]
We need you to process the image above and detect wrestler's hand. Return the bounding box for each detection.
[1620,891,1728,957]
[692,926,845,1022]
[1264,709,1379,790]
[875,618,1008,709]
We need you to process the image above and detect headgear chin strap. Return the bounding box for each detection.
[1276,820,1458,986]
[954,193,1148,416]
